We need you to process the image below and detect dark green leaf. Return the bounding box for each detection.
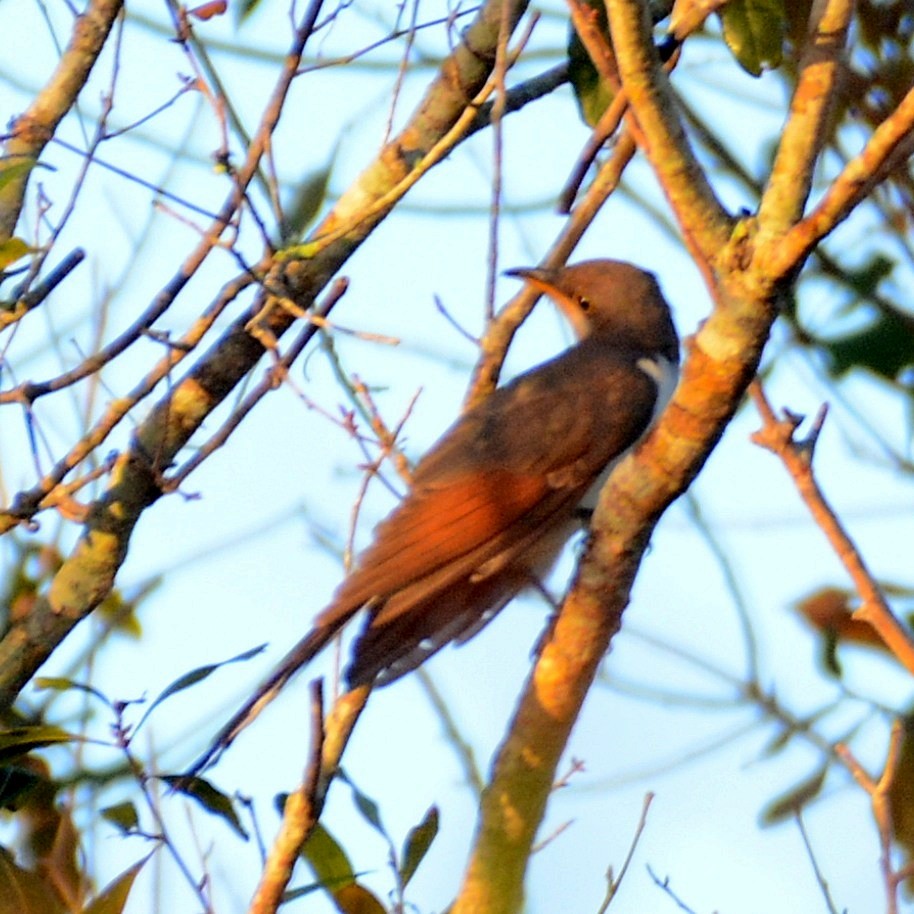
[399,805,439,887]
[567,0,614,127]
[162,774,248,839]
[134,644,266,731]
[101,801,140,835]
[300,821,356,891]
[0,725,77,762]
[0,765,43,810]
[280,159,335,243]
[842,253,894,298]
[237,0,263,24]
[339,769,386,837]
[719,0,786,76]
[760,764,828,824]
[824,308,914,380]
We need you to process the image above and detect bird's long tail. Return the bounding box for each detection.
[186,624,338,776]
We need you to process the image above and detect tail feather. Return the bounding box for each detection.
[187,623,337,775]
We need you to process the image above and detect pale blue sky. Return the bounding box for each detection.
[1,2,912,912]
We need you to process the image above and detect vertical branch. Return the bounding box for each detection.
[755,0,854,245]
[606,0,732,269]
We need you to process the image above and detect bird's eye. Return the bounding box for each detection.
[578,296,591,311]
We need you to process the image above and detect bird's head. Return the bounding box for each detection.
[505,259,678,363]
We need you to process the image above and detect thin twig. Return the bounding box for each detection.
[165,277,350,490]
[835,719,904,914]
[749,381,914,677]
[597,792,654,913]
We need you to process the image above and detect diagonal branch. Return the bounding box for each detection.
[770,83,914,279]
[749,382,914,678]
[452,4,867,911]
[0,0,125,241]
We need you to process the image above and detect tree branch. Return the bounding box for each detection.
[606,0,733,271]
[756,0,854,245]
[771,83,914,278]
[749,382,914,678]
[0,0,125,241]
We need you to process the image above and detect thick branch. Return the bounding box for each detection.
[455,263,778,912]
[770,83,914,278]
[606,0,733,268]
[756,0,854,244]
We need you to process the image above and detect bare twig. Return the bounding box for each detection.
[749,381,914,677]
[772,83,914,278]
[794,809,842,914]
[0,248,85,330]
[465,127,638,408]
[596,792,654,912]
[0,0,125,241]
[164,278,350,490]
[836,719,904,914]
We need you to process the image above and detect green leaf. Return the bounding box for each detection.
[280,157,335,243]
[83,858,147,914]
[300,821,356,891]
[34,676,111,707]
[719,0,786,76]
[0,158,40,192]
[0,765,43,810]
[841,253,894,298]
[0,725,77,762]
[330,884,387,914]
[237,0,264,23]
[101,801,140,835]
[0,237,35,271]
[399,805,439,887]
[292,817,386,912]
[824,308,914,380]
[567,0,614,127]
[760,764,828,824]
[162,774,248,839]
[338,769,386,837]
[134,644,266,732]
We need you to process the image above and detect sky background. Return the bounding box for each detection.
[1,1,913,912]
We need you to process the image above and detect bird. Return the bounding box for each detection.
[192,259,679,772]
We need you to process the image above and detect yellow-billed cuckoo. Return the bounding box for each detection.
[194,259,679,771]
